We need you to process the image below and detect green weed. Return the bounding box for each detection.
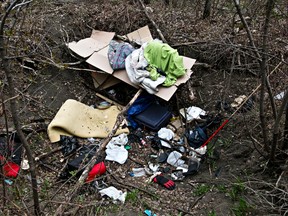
[193,184,211,196]
[216,184,227,193]
[228,179,245,201]
[232,198,250,216]
[126,189,139,205]
[208,210,217,216]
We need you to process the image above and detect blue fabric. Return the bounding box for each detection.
[126,93,155,128]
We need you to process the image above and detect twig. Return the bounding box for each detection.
[35,146,63,161]
[109,171,158,199]
[275,171,284,188]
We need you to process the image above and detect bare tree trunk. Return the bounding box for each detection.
[283,102,288,150]
[271,89,288,161]
[259,0,275,158]
[0,164,6,210]
[233,0,274,151]
[203,0,212,19]
[0,1,41,215]
[0,96,9,209]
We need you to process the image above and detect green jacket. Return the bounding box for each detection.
[144,40,185,86]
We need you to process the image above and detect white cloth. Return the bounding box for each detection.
[125,43,165,94]
[105,133,129,164]
[157,127,174,148]
[167,151,186,167]
[99,186,127,203]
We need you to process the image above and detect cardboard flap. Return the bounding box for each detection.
[127,26,153,44]
[91,72,120,89]
[155,85,178,101]
[183,56,196,70]
[67,38,107,58]
[90,30,115,45]
[86,46,113,74]
[175,70,193,87]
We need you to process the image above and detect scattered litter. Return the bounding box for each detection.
[4,179,13,185]
[21,159,30,170]
[131,167,146,177]
[133,101,172,131]
[108,133,128,146]
[153,174,175,190]
[231,95,247,108]
[87,137,96,144]
[0,133,22,178]
[274,91,285,100]
[189,145,207,158]
[180,106,206,121]
[68,26,196,101]
[47,99,129,143]
[157,150,168,163]
[148,162,159,172]
[99,186,127,204]
[86,162,106,183]
[144,209,157,216]
[105,145,128,164]
[183,158,200,177]
[60,135,79,157]
[91,180,108,190]
[167,151,186,168]
[96,101,111,110]
[186,126,208,148]
[158,127,174,148]
[105,133,129,164]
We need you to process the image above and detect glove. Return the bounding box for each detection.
[153,174,175,190]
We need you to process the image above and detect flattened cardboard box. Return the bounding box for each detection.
[68,26,196,101]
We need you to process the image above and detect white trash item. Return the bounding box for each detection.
[105,133,129,164]
[167,151,186,167]
[99,186,127,204]
[180,106,206,122]
[132,168,146,177]
[157,127,174,148]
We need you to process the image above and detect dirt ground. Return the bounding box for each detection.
[0,0,287,216]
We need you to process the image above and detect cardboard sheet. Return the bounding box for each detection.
[67,26,196,101]
[47,99,129,143]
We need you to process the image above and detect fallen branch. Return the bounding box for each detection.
[54,89,143,215]
[35,146,63,161]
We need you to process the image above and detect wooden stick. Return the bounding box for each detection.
[95,92,124,108]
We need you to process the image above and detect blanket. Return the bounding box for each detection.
[47,99,129,143]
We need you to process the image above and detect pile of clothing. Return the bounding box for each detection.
[108,39,186,94]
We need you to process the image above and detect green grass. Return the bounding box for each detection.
[228,179,245,201]
[193,184,211,196]
[208,210,217,216]
[126,189,139,205]
[232,198,250,216]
